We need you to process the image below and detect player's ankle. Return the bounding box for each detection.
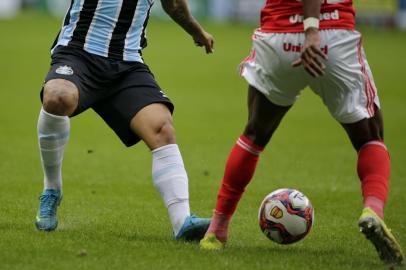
[364,196,384,219]
[205,229,228,243]
[205,210,231,242]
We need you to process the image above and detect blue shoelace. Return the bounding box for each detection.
[39,193,59,217]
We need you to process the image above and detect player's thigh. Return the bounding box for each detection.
[42,48,82,116]
[308,30,381,125]
[240,31,308,108]
[94,99,173,149]
[244,85,291,147]
[42,46,107,116]
[93,63,174,148]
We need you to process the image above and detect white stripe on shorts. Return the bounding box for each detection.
[357,36,376,117]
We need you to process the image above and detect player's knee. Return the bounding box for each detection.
[141,115,176,150]
[344,112,384,151]
[353,137,382,152]
[154,118,176,145]
[43,79,79,116]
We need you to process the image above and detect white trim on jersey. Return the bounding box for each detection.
[103,0,124,57]
[84,0,105,55]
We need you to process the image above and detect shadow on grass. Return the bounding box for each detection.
[0,219,384,270]
[116,231,170,243]
[199,243,382,269]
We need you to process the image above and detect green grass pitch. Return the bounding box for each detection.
[0,11,405,270]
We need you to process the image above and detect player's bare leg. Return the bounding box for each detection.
[341,107,404,266]
[35,79,78,231]
[130,103,210,241]
[200,86,291,250]
[130,103,177,149]
[43,79,79,116]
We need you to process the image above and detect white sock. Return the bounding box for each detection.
[152,144,191,235]
[38,108,70,191]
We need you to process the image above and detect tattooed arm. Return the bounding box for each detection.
[161,0,214,53]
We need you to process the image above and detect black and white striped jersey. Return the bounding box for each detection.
[52,0,154,62]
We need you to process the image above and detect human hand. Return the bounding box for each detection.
[292,28,327,77]
[193,30,215,54]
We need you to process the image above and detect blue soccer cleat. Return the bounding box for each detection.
[175,214,211,241]
[35,189,62,231]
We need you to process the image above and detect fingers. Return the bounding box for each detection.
[311,45,328,60]
[303,50,325,77]
[205,38,214,54]
[292,58,302,67]
[195,38,214,54]
[205,44,211,54]
[293,45,327,77]
[303,61,322,77]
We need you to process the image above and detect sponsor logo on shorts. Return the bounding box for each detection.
[160,90,168,98]
[283,43,329,55]
[289,9,340,24]
[55,65,74,76]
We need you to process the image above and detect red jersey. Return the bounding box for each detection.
[260,0,355,32]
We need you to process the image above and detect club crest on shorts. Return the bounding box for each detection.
[55,65,74,76]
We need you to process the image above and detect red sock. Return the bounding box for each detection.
[216,135,264,216]
[206,135,264,242]
[357,140,390,219]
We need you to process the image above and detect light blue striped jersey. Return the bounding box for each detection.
[52,0,154,62]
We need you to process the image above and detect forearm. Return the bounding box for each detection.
[302,0,322,19]
[161,0,203,37]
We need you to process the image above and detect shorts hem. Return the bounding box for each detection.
[241,65,296,107]
[336,113,369,124]
[111,100,174,148]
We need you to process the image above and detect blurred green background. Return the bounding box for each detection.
[1,0,406,27]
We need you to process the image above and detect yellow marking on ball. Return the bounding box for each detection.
[270,206,283,219]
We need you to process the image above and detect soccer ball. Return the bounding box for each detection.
[258,188,314,244]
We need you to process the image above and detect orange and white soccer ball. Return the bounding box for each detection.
[258,188,314,244]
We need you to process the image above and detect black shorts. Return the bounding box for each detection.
[41,46,174,147]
